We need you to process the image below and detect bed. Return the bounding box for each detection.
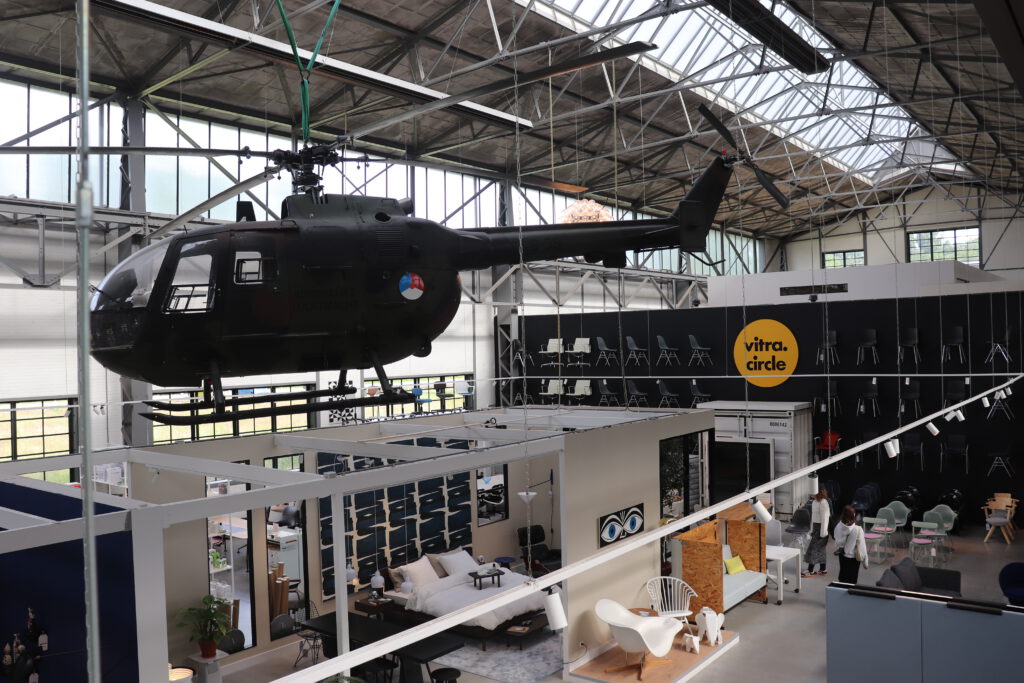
[379,550,551,648]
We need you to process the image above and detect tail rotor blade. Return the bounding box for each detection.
[750,162,790,209]
[698,103,739,150]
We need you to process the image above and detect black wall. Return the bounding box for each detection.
[520,290,1023,521]
[0,482,137,682]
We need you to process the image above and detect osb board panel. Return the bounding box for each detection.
[675,519,721,544]
[574,630,739,683]
[727,519,767,603]
[680,537,723,614]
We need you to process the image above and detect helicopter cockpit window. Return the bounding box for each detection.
[90,240,170,312]
[234,251,277,284]
[165,239,217,313]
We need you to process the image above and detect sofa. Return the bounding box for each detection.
[675,519,768,614]
[876,557,961,598]
[722,544,768,610]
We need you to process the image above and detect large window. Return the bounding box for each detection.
[152,384,314,444]
[907,227,980,267]
[1,398,77,483]
[822,250,865,269]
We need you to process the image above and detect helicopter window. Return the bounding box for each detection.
[234,251,277,284]
[91,240,170,311]
[165,240,216,313]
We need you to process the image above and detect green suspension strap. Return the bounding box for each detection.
[273,0,344,144]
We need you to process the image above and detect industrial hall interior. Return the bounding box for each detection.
[3,0,1024,682]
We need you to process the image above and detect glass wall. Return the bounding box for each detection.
[206,476,255,650]
[2,398,78,483]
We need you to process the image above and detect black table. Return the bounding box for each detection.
[301,612,463,683]
[469,569,503,589]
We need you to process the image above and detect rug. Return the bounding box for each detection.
[432,633,562,683]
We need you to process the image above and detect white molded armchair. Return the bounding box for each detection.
[595,598,682,679]
[645,577,697,634]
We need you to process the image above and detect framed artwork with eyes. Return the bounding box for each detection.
[598,503,645,547]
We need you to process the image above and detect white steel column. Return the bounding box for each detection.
[330,492,350,666]
[131,506,168,682]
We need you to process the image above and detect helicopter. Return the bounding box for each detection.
[85,53,789,426]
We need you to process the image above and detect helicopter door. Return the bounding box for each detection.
[164,237,219,313]
[220,233,288,342]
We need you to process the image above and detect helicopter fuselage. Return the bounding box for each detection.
[90,156,733,388]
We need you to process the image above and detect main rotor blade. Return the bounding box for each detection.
[749,162,790,209]
[0,146,277,158]
[343,41,656,143]
[697,104,738,150]
[149,165,281,240]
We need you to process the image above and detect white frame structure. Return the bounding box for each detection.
[0,385,1019,682]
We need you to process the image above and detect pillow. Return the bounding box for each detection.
[388,568,404,590]
[892,558,922,591]
[724,555,747,575]
[876,569,902,590]
[437,549,481,576]
[400,555,440,590]
[425,553,449,578]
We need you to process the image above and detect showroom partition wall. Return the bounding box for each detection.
[516,288,1023,516]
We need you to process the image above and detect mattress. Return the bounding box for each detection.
[402,569,549,630]
[383,589,411,607]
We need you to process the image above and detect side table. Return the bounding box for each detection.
[354,597,392,620]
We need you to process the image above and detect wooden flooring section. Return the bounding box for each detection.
[573,630,738,683]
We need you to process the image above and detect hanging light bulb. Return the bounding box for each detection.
[954,409,965,422]
[370,570,385,590]
[345,560,357,582]
[401,578,415,594]
[926,422,939,436]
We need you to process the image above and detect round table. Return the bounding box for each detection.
[494,556,516,569]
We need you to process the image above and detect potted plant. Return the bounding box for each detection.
[177,595,230,658]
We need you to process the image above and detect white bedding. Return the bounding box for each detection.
[403,569,548,630]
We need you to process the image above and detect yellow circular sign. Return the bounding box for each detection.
[733,319,799,387]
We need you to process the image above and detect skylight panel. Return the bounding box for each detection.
[528,0,962,187]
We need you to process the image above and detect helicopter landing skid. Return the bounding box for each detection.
[141,390,414,426]
[143,385,358,412]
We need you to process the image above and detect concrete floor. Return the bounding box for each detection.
[223,523,1024,683]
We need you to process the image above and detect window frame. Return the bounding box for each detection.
[905,226,981,267]
[821,249,866,269]
[0,397,79,483]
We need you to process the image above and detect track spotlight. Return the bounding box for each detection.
[750,499,772,524]
[884,440,899,459]
[926,422,940,436]
[944,411,956,422]
[955,409,965,422]
[1006,386,1014,396]
[995,390,1006,400]
[982,396,991,409]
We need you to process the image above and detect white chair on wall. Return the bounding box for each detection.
[595,598,682,679]
[645,577,697,634]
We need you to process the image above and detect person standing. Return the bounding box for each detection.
[833,505,869,583]
[803,487,831,576]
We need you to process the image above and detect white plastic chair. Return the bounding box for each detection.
[645,577,697,634]
[595,598,682,679]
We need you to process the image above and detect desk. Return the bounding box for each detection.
[301,613,463,683]
[765,545,801,604]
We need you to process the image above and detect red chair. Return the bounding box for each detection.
[814,430,842,461]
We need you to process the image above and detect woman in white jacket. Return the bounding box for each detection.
[803,487,831,577]
[833,505,869,583]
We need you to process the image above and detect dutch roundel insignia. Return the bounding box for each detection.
[399,272,425,300]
